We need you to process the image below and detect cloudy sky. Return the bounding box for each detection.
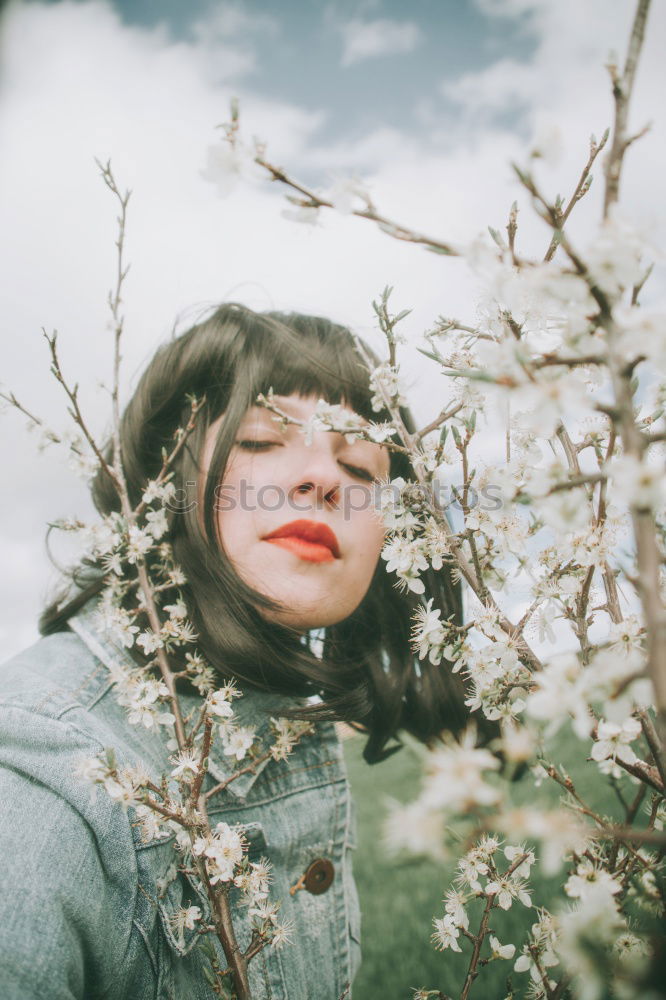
[1,0,664,657]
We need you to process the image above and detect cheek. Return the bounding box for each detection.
[350,509,386,568]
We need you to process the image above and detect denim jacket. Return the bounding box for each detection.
[0,596,361,999]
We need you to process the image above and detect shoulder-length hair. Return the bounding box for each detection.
[40,303,470,762]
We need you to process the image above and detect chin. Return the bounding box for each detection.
[263,601,350,631]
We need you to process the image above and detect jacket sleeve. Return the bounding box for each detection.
[0,709,138,1000]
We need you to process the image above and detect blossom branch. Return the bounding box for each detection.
[637,708,666,790]
[133,394,206,519]
[354,319,543,673]
[459,894,494,1000]
[415,402,465,443]
[544,128,609,262]
[252,149,460,257]
[515,165,666,729]
[96,158,131,486]
[189,716,214,805]
[44,331,120,490]
[203,748,273,802]
[604,0,652,217]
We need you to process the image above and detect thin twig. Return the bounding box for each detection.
[544,129,609,262]
[638,708,666,789]
[604,0,652,217]
[253,151,460,257]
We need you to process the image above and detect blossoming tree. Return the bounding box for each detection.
[199,1,665,996]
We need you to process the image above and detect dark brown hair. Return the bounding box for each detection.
[40,304,469,762]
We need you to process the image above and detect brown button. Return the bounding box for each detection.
[304,858,335,895]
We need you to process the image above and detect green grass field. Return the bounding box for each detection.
[343,730,625,1000]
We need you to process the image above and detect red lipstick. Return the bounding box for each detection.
[263,519,340,563]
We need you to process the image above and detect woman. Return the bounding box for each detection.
[0,304,467,999]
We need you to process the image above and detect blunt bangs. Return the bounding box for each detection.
[247,311,386,424]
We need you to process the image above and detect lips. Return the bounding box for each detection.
[263,519,341,562]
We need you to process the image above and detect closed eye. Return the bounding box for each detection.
[342,463,374,482]
[235,440,281,450]
[237,441,373,480]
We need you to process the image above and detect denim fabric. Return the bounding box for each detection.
[0,596,361,999]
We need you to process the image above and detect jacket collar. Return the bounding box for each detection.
[68,593,306,799]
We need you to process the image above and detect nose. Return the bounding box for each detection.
[289,437,341,509]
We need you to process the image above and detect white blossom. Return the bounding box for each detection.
[585,210,648,299]
[381,535,428,594]
[97,590,140,649]
[135,804,172,843]
[431,914,462,952]
[145,507,169,540]
[368,362,408,413]
[116,674,172,729]
[268,918,295,950]
[443,888,470,930]
[411,599,447,664]
[556,883,626,1000]
[201,140,262,197]
[514,908,560,982]
[606,453,666,512]
[504,843,536,877]
[489,934,516,960]
[485,873,532,910]
[326,174,371,215]
[136,630,164,656]
[235,859,272,904]
[281,203,320,225]
[248,898,280,924]
[207,687,236,719]
[382,796,448,861]
[162,599,187,619]
[221,725,256,761]
[192,822,245,884]
[511,372,592,438]
[525,652,594,739]
[607,616,644,656]
[142,479,176,505]
[125,525,154,564]
[564,859,622,901]
[269,718,314,761]
[169,905,202,946]
[590,716,642,777]
[160,616,198,647]
[75,755,108,784]
[170,748,200,780]
[67,448,100,482]
[497,807,589,876]
[420,726,501,814]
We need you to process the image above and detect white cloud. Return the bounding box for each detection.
[190,2,279,82]
[339,17,422,67]
[441,57,536,114]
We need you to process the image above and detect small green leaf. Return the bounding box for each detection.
[416,347,444,364]
[202,965,218,987]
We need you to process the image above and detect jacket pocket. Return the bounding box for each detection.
[157,866,212,957]
[156,821,269,958]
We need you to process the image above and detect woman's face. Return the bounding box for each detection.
[201,394,390,630]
